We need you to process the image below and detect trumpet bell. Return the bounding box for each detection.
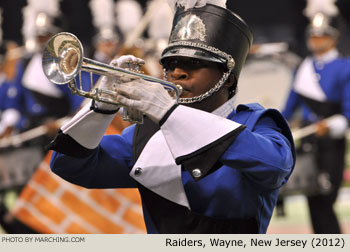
[42,32,84,85]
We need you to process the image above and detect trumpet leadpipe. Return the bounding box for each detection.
[80,57,180,94]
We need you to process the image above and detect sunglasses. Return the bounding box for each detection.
[163,57,220,71]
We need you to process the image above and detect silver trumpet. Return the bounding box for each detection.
[42,32,181,123]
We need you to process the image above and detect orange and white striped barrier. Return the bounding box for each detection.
[11,116,146,234]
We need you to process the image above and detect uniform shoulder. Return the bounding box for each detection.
[332,57,350,78]
[234,103,269,128]
[236,102,265,113]
[333,56,350,65]
[234,102,295,162]
[234,102,287,133]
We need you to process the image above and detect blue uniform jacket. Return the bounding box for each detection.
[50,103,295,233]
[283,56,350,122]
[5,59,99,130]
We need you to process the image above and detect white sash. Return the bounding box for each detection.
[22,53,63,98]
[293,58,326,102]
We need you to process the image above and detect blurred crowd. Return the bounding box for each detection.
[0,0,349,234]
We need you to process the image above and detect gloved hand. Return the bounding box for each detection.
[316,114,348,138]
[115,79,177,124]
[94,55,145,112]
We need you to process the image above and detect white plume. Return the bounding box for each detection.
[22,6,36,42]
[26,0,61,17]
[90,0,115,30]
[0,8,3,46]
[22,0,61,52]
[167,0,226,12]
[115,0,143,38]
[304,0,338,18]
[148,1,173,39]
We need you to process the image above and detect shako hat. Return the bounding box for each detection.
[160,3,253,82]
[304,0,343,38]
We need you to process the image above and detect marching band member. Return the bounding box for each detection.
[0,1,91,234]
[0,41,22,139]
[282,0,350,234]
[90,0,121,64]
[49,0,295,234]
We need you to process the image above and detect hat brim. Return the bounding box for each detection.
[160,47,226,66]
[307,27,339,38]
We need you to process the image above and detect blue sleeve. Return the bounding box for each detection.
[281,68,302,121]
[281,89,302,121]
[341,61,350,121]
[0,61,26,112]
[0,83,9,110]
[1,81,23,111]
[50,124,137,189]
[221,115,294,191]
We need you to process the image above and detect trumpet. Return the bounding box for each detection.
[42,32,181,123]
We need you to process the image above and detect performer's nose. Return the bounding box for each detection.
[169,67,189,80]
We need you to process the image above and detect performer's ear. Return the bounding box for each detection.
[225,74,237,97]
[224,74,235,87]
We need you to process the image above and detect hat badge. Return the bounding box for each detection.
[170,14,207,42]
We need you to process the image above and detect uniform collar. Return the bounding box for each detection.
[212,95,236,118]
[314,49,339,64]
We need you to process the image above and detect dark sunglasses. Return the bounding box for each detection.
[163,57,220,71]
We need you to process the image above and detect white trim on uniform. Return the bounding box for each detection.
[293,57,327,102]
[61,103,115,149]
[160,105,242,159]
[130,130,190,208]
[22,53,63,98]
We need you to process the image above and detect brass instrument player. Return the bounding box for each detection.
[48,0,295,234]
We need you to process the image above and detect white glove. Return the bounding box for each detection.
[115,79,177,123]
[1,109,20,127]
[325,114,349,138]
[94,55,145,112]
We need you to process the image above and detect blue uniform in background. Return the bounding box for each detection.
[0,63,23,135]
[0,64,23,113]
[5,57,99,132]
[282,49,350,233]
[283,51,350,123]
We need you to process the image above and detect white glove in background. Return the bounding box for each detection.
[325,114,349,138]
[0,109,21,129]
[115,79,177,123]
[94,55,145,111]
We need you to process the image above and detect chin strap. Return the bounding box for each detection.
[163,67,233,104]
[162,41,235,104]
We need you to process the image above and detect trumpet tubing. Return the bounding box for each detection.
[42,32,181,123]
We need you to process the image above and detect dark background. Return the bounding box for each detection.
[1,0,350,57]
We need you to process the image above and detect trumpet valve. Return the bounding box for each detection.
[124,60,145,74]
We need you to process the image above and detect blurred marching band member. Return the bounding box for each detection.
[0,0,95,234]
[141,0,173,79]
[18,3,80,142]
[1,0,131,234]
[282,0,350,233]
[0,41,22,139]
[90,0,121,64]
